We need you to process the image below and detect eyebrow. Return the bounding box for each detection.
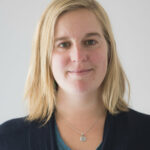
[85,32,101,38]
[54,32,101,42]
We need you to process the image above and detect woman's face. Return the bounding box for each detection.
[51,9,108,95]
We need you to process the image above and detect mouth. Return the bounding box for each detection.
[68,69,93,76]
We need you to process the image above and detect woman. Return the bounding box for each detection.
[0,0,150,150]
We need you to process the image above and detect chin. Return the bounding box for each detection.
[65,84,98,95]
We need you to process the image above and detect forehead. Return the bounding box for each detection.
[54,8,103,38]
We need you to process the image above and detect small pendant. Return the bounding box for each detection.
[80,133,86,142]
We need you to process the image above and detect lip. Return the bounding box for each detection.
[68,69,93,75]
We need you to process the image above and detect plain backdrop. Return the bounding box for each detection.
[0,0,150,124]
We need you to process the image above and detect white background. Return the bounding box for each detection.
[0,0,150,124]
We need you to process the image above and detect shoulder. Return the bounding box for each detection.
[114,108,150,130]
[127,108,150,120]
[127,108,150,148]
[113,107,150,124]
[126,108,150,134]
[0,117,39,150]
[113,108,150,149]
[0,115,55,150]
[123,108,150,126]
[109,107,150,132]
[0,117,30,135]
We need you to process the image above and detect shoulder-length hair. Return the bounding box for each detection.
[24,0,130,125]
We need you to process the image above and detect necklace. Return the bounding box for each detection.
[56,114,100,142]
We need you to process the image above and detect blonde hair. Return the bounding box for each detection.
[24,0,130,125]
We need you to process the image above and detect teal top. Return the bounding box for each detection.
[54,119,103,150]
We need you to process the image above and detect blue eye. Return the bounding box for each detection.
[84,40,97,46]
[58,42,71,48]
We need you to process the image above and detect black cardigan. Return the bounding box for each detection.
[0,108,150,150]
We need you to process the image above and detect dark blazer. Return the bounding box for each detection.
[0,108,150,150]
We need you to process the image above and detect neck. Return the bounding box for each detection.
[55,88,106,123]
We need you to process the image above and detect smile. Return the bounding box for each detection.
[68,69,93,76]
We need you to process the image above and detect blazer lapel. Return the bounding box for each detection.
[29,113,57,150]
[101,111,128,150]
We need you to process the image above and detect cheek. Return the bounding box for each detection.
[91,50,108,68]
[51,54,68,75]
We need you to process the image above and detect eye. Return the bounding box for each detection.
[84,40,97,47]
[58,42,71,48]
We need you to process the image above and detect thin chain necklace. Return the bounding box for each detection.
[56,113,100,142]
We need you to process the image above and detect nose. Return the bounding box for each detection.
[70,44,88,63]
